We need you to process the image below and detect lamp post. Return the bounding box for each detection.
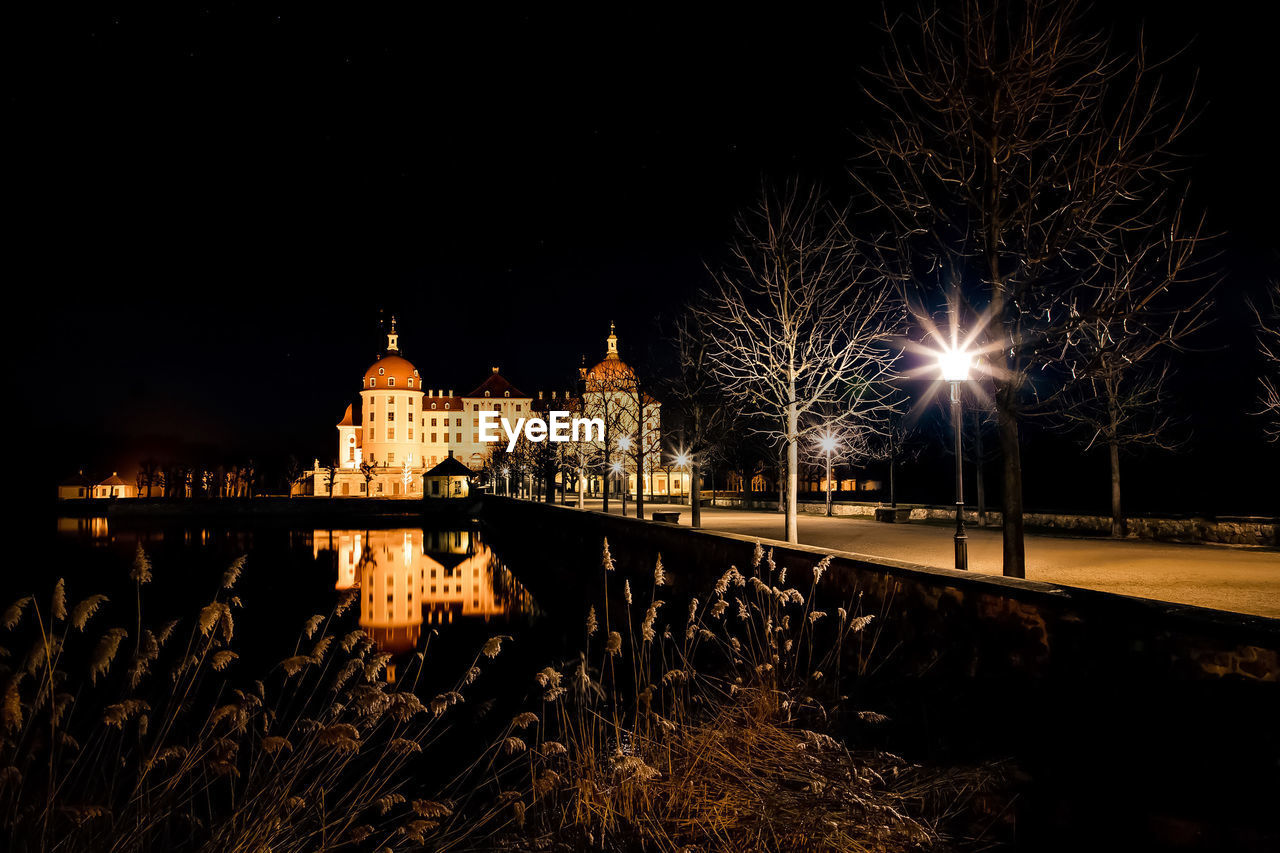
[673,451,690,505]
[617,436,632,516]
[817,432,838,517]
[611,461,626,516]
[938,347,972,570]
[501,466,510,497]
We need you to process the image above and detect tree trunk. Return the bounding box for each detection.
[1109,439,1124,538]
[601,422,610,515]
[996,388,1026,578]
[888,452,896,507]
[973,411,987,527]
[785,398,799,544]
[635,447,645,520]
[690,461,702,528]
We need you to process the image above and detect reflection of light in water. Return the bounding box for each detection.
[315,528,536,668]
[56,517,110,538]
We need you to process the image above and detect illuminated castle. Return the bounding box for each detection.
[304,318,532,497]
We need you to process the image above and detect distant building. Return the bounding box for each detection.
[93,472,136,499]
[423,453,473,498]
[301,317,532,497]
[57,470,95,500]
[576,324,688,498]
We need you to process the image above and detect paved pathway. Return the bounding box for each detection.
[565,499,1280,618]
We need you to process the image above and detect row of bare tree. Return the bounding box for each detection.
[676,0,1280,578]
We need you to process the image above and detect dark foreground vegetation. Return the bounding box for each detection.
[2,542,1002,852]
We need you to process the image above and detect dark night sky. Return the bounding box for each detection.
[8,3,1279,513]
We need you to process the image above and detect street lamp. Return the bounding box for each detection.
[671,450,691,503]
[501,466,510,497]
[611,460,626,516]
[816,432,838,517]
[938,345,972,570]
[617,436,632,514]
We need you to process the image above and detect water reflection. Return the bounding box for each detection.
[315,528,538,658]
[56,516,111,539]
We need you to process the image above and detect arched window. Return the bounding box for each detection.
[408,378,414,387]
[444,403,450,410]
[484,391,490,398]
[431,403,437,410]
[388,377,396,387]
[378,368,385,375]
[504,391,510,397]
[370,378,377,387]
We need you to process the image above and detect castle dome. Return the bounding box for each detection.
[364,354,420,388]
[584,323,637,391]
[363,317,421,389]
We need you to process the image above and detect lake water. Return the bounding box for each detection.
[35,517,570,695]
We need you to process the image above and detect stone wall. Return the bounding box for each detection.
[708,496,1279,545]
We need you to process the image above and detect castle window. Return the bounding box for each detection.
[387,452,395,464]
[444,403,450,410]
[504,391,510,397]
[387,412,394,421]
[370,378,376,387]
[388,377,395,387]
[431,403,436,410]
[408,378,414,387]
[408,428,414,439]
[388,429,395,440]
[515,404,521,411]
[388,396,394,405]
[431,433,437,442]
[378,368,385,375]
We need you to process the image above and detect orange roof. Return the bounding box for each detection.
[465,368,527,400]
[584,353,637,391]
[364,354,420,389]
[98,473,128,486]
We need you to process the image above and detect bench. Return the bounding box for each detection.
[874,506,912,523]
[651,511,681,524]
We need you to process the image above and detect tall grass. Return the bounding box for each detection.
[3,540,996,852]
[429,540,996,852]
[0,545,479,852]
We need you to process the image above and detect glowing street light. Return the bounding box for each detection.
[671,450,691,500]
[938,344,973,570]
[816,431,839,517]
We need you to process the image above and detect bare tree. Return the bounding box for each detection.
[580,330,644,515]
[1253,281,1280,441]
[322,461,339,497]
[358,457,376,497]
[856,0,1201,575]
[1056,230,1212,536]
[666,313,737,527]
[696,186,903,543]
[285,455,302,498]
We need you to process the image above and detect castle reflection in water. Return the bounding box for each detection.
[314,528,537,657]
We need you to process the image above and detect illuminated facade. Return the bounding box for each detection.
[302,318,532,497]
[577,325,689,498]
[318,527,534,664]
